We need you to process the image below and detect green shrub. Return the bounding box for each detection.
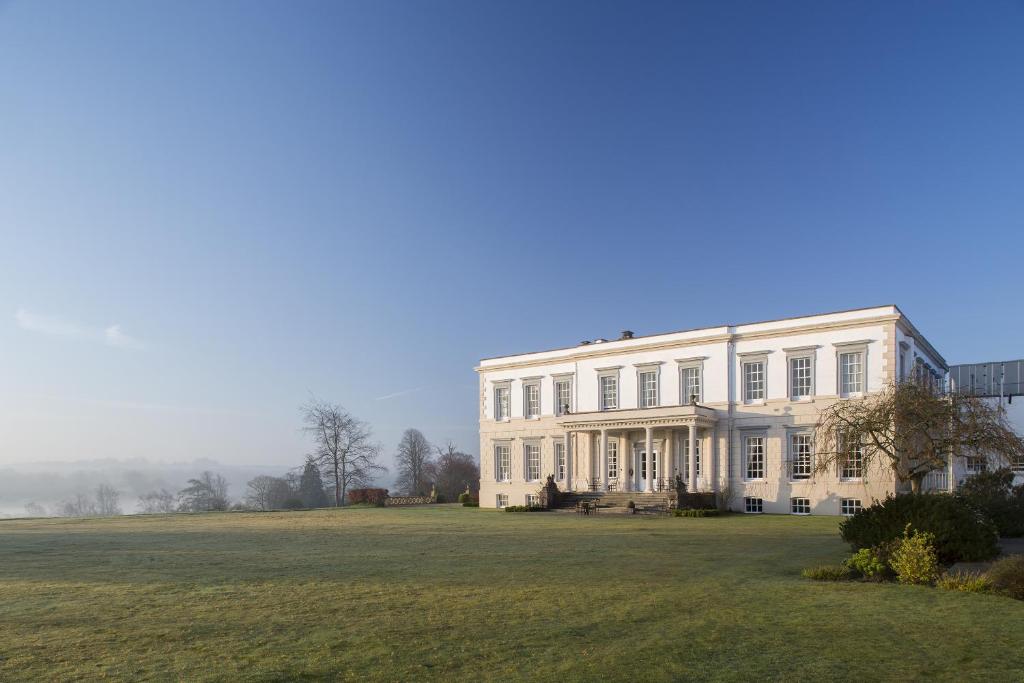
[802,565,854,581]
[957,468,1024,537]
[890,525,941,585]
[282,498,305,510]
[462,501,479,508]
[504,505,547,513]
[457,492,471,504]
[936,571,993,593]
[840,494,999,564]
[673,508,720,518]
[844,547,890,580]
[987,555,1024,600]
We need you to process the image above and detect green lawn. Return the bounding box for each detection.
[1,507,1022,681]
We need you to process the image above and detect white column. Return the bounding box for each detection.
[600,428,609,491]
[564,431,572,492]
[645,426,654,492]
[664,429,674,491]
[688,424,698,492]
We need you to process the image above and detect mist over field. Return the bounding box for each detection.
[0,459,312,517]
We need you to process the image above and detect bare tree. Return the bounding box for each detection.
[178,471,230,511]
[23,502,47,517]
[815,380,1024,493]
[302,398,386,506]
[394,428,436,496]
[95,484,122,516]
[433,442,480,502]
[59,493,97,517]
[138,489,178,514]
[245,475,277,511]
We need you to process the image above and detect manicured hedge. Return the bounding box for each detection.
[347,488,389,506]
[840,494,999,564]
[673,508,720,518]
[504,505,547,513]
[462,502,479,508]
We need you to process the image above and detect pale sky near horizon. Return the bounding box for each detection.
[1,1,1023,473]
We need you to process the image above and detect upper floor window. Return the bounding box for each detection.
[600,374,618,411]
[494,443,511,481]
[524,443,541,481]
[743,361,765,402]
[554,378,572,416]
[494,385,510,421]
[789,356,813,399]
[790,433,813,480]
[680,365,702,405]
[840,351,865,396]
[639,370,658,408]
[744,434,765,480]
[523,382,541,419]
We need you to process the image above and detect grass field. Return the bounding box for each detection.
[1,507,1022,682]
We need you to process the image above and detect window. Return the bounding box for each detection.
[524,443,540,481]
[600,375,618,410]
[494,444,511,481]
[899,349,907,381]
[744,435,765,480]
[743,361,765,402]
[525,494,540,507]
[841,498,862,516]
[681,365,702,404]
[966,456,986,474]
[554,442,566,480]
[1012,454,1024,474]
[607,440,618,479]
[639,370,658,408]
[841,442,863,480]
[524,383,541,419]
[554,378,572,416]
[790,433,813,480]
[790,497,810,515]
[744,497,763,514]
[494,385,510,421]
[496,493,508,508]
[789,356,813,399]
[840,351,865,395]
[682,436,702,479]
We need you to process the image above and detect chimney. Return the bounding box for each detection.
[620,330,634,340]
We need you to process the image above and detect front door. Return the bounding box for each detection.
[635,448,658,492]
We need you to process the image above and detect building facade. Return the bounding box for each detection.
[949,359,1024,487]
[476,305,947,514]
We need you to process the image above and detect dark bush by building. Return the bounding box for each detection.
[673,508,720,518]
[462,501,479,507]
[956,468,1024,537]
[347,488,389,506]
[503,505,547,512]
[840,494,999,564]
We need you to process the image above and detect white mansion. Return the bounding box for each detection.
[475,305,947,514]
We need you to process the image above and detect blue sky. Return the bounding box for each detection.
[1,1,1022,472]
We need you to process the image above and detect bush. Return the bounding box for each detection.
[504,505,547,513]
[462,501,479,508]
[840,494,999,564]
[844,547,891,581]
[890,525,941,585]
[282,498,305,510]
[673,508,720,518]
[936,571,993,593]
[987,555,1024,600]
[957,468,1024,537]
[347,488,389,506]
[457,492,471,504]
[802,565,854,581]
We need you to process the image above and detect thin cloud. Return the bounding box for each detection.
[15,308,146,350]
[374,386,424,401]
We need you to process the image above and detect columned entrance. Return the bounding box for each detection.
[634,446,658,492]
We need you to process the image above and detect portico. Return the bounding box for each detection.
[557,405,718,494]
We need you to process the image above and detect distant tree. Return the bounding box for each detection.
[815,380,1024,493]
[298,457,330,508]
[95,484,122,516]
[394,428,436,496]
[59,493,97,517]
[266,476,297,510]
[23,502,47,517]
[138,489,178,514]
[302,398,387,506]
[433,442,480,503]
[245,476,277,511]
[178,471,230,512]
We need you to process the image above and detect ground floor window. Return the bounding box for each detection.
[791,497,810,515]
[555,442,566,480]
[682,437,701,480]
[525,493,540,507]
[524,443,541,481]
[496,494,508,508]
[744,497,763,514]
[607,440,618,480]
[840,498,862,516]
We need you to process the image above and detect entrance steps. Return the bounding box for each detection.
[560,491,672,511]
